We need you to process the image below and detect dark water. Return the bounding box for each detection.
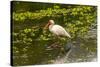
[12,29,97,66]
[62,29,97,63]
[58,37,97,63]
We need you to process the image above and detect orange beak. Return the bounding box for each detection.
[44,22,50,29]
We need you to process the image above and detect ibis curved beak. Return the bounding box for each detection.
[44,22,50,29]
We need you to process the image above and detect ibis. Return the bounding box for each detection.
[44,20,71,38]
[44,20,72,54]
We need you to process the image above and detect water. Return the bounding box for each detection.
[53,30,97,64]
[12,29,97,66]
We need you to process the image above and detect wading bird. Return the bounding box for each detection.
[44,20,71,38]
[44,20,72,56]
[44,20,71,48]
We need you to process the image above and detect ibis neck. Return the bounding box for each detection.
[49,24,54,30]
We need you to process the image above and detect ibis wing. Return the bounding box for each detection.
[51,25,71,38]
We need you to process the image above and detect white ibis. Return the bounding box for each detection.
[44,20,71,38]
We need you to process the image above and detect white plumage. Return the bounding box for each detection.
[49,25,71,38]
[45,20,71,38]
